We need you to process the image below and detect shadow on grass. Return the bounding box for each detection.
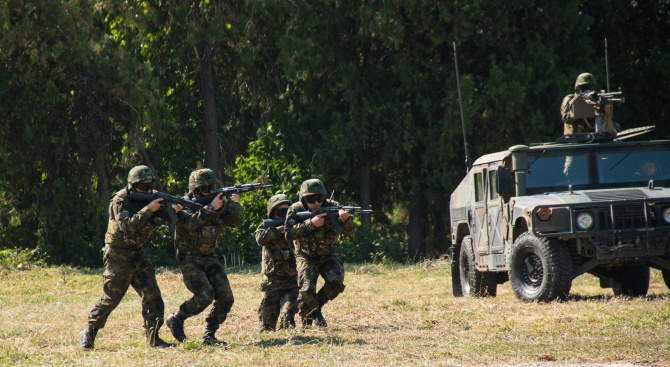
[567,293,669,302]
[255,335,366,348]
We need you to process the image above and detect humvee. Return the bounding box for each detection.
[449,128,670,302]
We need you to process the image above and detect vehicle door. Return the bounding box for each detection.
[487,168,503,253]
[472,169,489,253]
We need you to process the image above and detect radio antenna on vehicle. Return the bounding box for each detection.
[605,38,610,93]
[453,42,472,173]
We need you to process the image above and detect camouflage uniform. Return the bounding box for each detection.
[166,169,242,346]
[81,165,171,349]
[560,72,616,136]
[285,179,356,326]
[254,194,298,331]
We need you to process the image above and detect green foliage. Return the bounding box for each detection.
[228,122,303,264]
[0,248,44,269]
[1,1,670,265]
[339,225,407,264]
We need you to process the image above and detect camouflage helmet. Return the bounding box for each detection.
[127,165,155,186]
[574,72,596,90]
[188,168,219,190]
[267,193,291,216]
[299,178,327,200]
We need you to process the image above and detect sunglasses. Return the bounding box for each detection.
[304,195,325,204]
[273,208,288,218]
[135,182,154,192]
[198,184,217,193]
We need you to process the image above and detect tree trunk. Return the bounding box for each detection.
[359,146,372,228]
[94,145,110,242]
[408,149,426,261]
[190,1,221,176]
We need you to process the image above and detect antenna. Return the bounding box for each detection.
[605,38,610,93]
[453,42,472,172]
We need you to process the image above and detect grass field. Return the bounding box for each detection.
[0,260,669,367]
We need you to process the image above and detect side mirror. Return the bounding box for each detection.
[495,167,513,195]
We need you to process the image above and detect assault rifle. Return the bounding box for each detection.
[579,89,624,108]
[263,205,373,233]
[575,89,625,119]
[193,182,274,206]
[128,191,214,223]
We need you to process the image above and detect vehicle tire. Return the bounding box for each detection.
[509,232,572,302]
[663,270,670,291]
[610,265,650,297]
[451,246,463,297]
[459,236,497,297]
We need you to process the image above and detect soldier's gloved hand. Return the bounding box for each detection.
[210,193,224,211]
[338,210,351,222]
[311,213,327,227]
[147,198,163,212]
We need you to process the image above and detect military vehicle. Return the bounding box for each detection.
[449,128,670,302]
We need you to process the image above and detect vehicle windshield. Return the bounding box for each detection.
[598,150,670,183]
[526,145,670,193]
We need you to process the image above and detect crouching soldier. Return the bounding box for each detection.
[255,193,298,331]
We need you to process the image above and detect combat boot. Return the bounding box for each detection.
[166,313,187,342]
[145,320,172,348]
[79,326,98,350]
[313,309,328,328]
[201,325,227,346]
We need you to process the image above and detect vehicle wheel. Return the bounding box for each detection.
[509,232,572,302]
[451,246,463,297]
[663,270,670,291]
[459,236,497,297]
[610,265,650,297]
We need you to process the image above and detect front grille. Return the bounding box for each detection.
[595,204,647,230]
[614,205,646,228]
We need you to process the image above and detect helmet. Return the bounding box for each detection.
[299,179,327,200]
[188,168,219,190]
[127,165,155,186]
[267,193,291,216]
[574,73,596,91]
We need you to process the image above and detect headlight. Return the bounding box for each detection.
[662,207,670,224]
[576,212,594,230]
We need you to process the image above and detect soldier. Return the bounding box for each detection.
[165,168,242,346]
[560,72,617,137]
[254,193,298,331]
[79,165,178,349]
[285,179,356,327]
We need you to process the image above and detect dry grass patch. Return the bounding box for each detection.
[0,261,668,366]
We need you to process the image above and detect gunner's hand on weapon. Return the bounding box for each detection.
[211,193,224,211]
[148,198,163,212]
[229,193,240,203]
[311,213,327,227]
[339,210,351,222]
[172,204,183,213]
